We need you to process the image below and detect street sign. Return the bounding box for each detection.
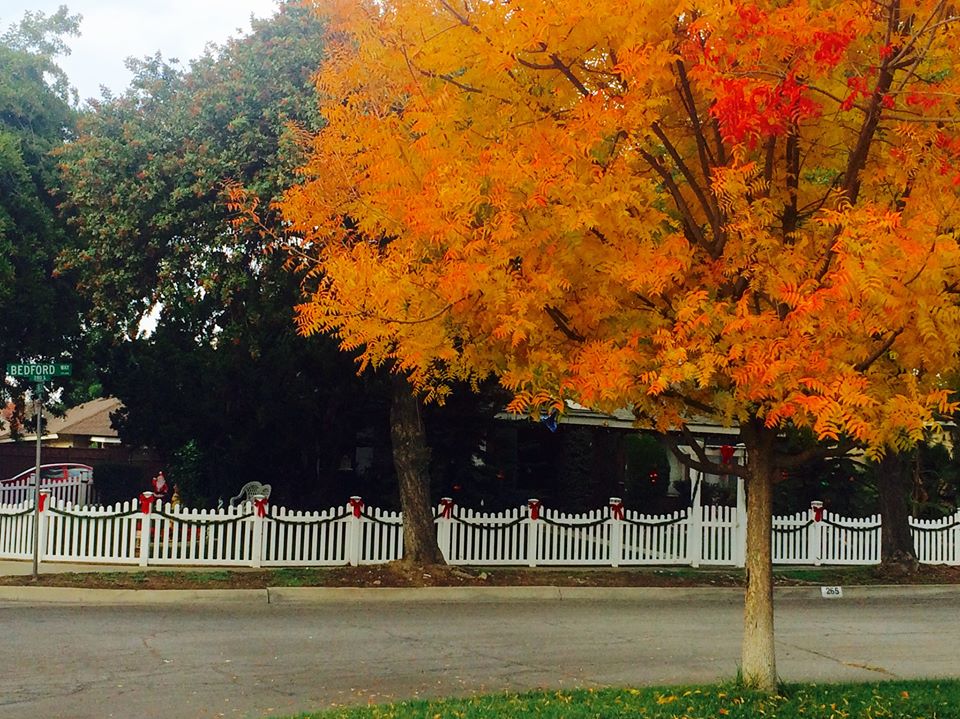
[5,363,72,383]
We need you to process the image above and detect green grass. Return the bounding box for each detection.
[269,568,333,586]
[287,681,960,719]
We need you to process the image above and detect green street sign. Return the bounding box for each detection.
[5,363,72,383]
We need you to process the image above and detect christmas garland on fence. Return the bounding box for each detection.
[539,515,609,529]
[771,521,813,535]
[153,508,253,527]
[621,514,688,528]
[449,513,527,530]
[0,506,35,519]
[360,509,403,527]
[822,519,881,532]
[909,518,960,532]
[267,510,352,528]
[47,506,139,520]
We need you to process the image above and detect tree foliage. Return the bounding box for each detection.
[56,3,374,500]
[58,1,325,340]
[0,7,83,386]
[282,0,960,688]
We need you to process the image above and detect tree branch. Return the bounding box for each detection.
[639,148,710,251]
[544,305,586,342]
[774,438,855,469]
[853,327,904,372]
[651,121,721,257]
[662,428,749,478]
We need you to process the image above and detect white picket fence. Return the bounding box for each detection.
[1,492,957,568]
[0,464,96,506]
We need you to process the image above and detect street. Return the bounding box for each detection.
[1,591,957,718]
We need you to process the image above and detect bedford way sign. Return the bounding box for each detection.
[6,363,72,383]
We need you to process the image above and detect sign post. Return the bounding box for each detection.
[5,363,72,580]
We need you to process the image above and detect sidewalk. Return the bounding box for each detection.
[1,558,959,606]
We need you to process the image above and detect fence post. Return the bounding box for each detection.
[526,499,540,567]
[810,500,823,566]
[138,492,154,567]
[250,494,268,568]
[37,490,51,564]
[437,497,453,562]
[735,477,746,568]
[609,497,623,568]
[687,475,702,568]
[348,496,364,566]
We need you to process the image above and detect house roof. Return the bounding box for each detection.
[0,397,122,441]
[47,397,121,438]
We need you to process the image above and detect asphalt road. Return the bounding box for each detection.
[1,591,958,719]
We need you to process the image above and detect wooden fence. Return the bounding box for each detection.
[0,491,957,568]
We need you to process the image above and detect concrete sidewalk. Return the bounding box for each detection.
[1,555,959,605]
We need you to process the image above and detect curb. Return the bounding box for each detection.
[267,585,565,604]
[0,586,267,605]
[1,583,957,606]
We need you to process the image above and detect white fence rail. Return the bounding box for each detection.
[1,492,957,568]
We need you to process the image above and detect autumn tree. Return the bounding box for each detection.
[281,0,960,689]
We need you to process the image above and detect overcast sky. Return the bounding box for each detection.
[2,1,281,103]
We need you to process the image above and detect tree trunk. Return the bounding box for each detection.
[740,419,777,691]
[390,374,445,565]
[877,451,918,576]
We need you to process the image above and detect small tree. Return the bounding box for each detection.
[283,0,960,689]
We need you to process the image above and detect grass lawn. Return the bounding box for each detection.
[289,681,960,718]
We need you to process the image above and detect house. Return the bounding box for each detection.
[0,396,122,448]
[0,397,161,494]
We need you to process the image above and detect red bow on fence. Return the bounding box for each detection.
[528,499,541,521]
[720,445,735,465]
[253,497,269,518]
[38,491,49,513]
[811,501,824,522]
[439,497,454,518]
[139,492,155,515]
[609,499,624,520]
[349,496,364,518]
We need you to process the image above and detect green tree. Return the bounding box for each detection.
[57,2,453,563]
[57,2,364,502]
[0,7,86,423]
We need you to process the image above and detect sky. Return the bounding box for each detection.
[2,0,282,102]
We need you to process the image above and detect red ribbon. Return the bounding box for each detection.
[610,501,624,520]
[139,492,154,515]
[254,497,268,518]
[349,496,364,518]
[720,445,735,465]
[38,492,49,513]
[440,498,454,518]
[528,499,541,520]
[813,505,824,522]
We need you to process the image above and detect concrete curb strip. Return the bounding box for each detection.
[0,586,267,604]
[0,583,958,605]
[266,586,565,603]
